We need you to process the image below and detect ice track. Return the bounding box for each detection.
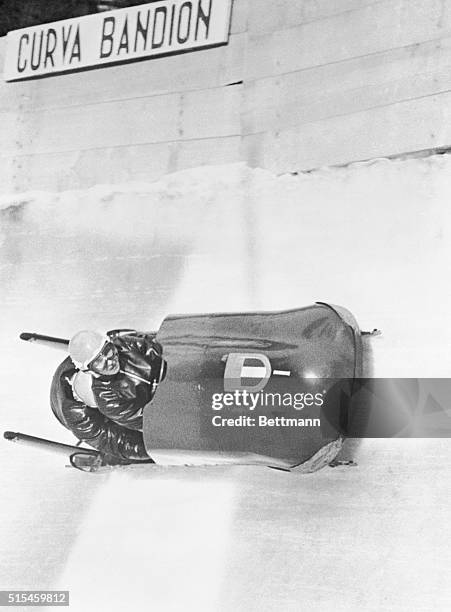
[1,160,451,610]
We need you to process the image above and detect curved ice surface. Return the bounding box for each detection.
[1,157,451,609]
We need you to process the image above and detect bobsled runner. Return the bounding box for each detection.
[6,302,381,473]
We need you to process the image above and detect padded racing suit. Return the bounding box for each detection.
[50,331,164,462]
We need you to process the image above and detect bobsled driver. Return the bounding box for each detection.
[50,329,166,465]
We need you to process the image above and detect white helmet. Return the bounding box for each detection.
[69,330,107,370]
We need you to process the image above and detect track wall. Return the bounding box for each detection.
[1,0,451,192]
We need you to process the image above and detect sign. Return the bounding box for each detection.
[3,0,233,81]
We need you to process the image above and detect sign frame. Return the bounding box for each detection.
[3,0,233,81]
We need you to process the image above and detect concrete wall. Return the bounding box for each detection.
[2,0,451,192]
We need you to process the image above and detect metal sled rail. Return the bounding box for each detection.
[4,431,99,457]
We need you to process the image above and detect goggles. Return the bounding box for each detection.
[87,341,118,371]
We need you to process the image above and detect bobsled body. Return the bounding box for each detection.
[144,302,363,466]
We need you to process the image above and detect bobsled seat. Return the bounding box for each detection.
[50,357,151,463]
[143,302,364,466]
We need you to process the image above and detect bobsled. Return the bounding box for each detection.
[143,302,364,470]
[8,302,379,473]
